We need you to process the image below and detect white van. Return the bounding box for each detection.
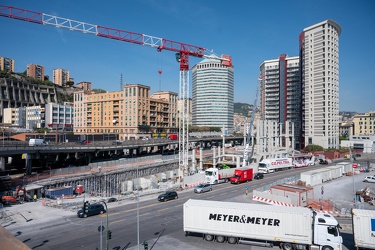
[29,139,48,146]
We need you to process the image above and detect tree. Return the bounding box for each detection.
[92,88,107,93]
[303,144,323,152]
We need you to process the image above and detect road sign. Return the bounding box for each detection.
[98,225,105,232]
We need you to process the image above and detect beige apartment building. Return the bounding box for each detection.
[353,111,375,136]
[73,84,178,140]
[27,64,45,81]
[53,68,70,86]
[0,56,15,72]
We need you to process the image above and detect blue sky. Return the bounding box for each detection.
[1,0,374,113]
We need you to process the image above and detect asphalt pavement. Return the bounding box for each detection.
[2,165,375,250]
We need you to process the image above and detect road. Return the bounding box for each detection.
[3,161,373,250]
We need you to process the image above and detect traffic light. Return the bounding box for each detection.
[143,240,148,250]
[107,230,112,240]
[83,201,89,214]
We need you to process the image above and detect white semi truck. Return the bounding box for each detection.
[352,208,375,249]
[205,167,234,184]
[183,199,342,250]
[258,157,293,173]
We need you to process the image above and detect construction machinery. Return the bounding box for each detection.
[1,185,27,205]
[0,5,232,180]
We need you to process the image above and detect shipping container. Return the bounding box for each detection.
[45,186,73,199]
[352,208,375,249]
[324,166,342,179]
[270,184,314,207]
[336,162,352,175]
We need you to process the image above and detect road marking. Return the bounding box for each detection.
[158,208,170,212]
[111,218,127,224]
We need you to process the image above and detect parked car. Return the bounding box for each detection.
[363,176,375,183]
[77,203,106,218]
[254,173,264,180]
[107,197,117,203]
[112,140,123,145]
[355,153,361,157]
[157,191,178,202]
[319,159,328,165]
[80,140,91,145]
[194,183,212,193]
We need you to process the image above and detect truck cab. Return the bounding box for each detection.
[205,167,232,184]
[230,168,253,184]
[313,211,342,249]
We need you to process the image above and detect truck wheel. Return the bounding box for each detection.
[227,237,237,244]
[281,243,294,250]
[216,235,225,243]
[204,234,214,241]
[321,246,332,250]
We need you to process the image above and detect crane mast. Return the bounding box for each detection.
[242,75,264,167]
[0,5,232,179]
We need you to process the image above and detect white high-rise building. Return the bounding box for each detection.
[192,56,234,133]
[300,20,341,149]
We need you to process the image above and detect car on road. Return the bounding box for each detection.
[77,203,106,218]
[254,173,264,180]
[194,183,212,193]
[158,191,178,202]
[319,159,328,165]
[363,176,375,183]
[80,140,91,145]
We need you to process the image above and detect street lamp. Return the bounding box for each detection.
[349,145,357,208]
[136,163,140,250]
[100,201,109,250]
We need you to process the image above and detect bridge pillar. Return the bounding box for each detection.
[191,148,196,174]
[213,146,216,166]
[24,153,33,175]
[0,157,5,172]
[87,153,93,164]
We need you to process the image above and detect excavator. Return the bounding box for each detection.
[1,185,27,205]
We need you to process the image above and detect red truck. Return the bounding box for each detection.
[168,134,178,140]
[229,168,253,184]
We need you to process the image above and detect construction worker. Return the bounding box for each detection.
[33,194,37,202]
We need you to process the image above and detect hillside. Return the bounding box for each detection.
[234,102,253,117]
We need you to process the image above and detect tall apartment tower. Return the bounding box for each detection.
[27,63,45,81]
[192,56,234,133]
[300,20,341,149]
[53,68,70,86]
[0,56,15,72]
[260,54,301,149]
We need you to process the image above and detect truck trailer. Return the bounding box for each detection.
[230,168,253,184]
[183,199,342,250]
[352,208,375,249]
[258,157,293,174]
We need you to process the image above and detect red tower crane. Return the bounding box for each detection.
[0,5,232,178]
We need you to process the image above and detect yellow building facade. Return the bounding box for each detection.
[353,111,375,136]
[73,84,178,140]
